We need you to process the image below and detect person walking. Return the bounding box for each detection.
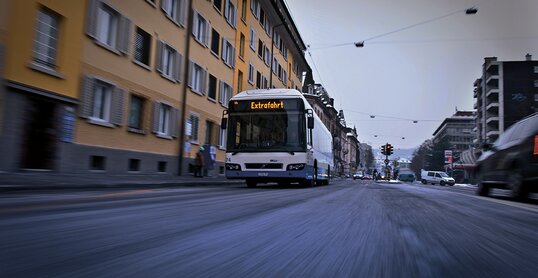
[373,169,378,181]
[194,147,205,178]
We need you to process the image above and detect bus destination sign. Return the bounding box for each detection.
[250,100,284,110]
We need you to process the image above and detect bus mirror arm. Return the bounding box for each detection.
[221,110,228,130]
[306,109,314,129]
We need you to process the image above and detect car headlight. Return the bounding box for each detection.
[226,163,241,170]
[287,163,305,170]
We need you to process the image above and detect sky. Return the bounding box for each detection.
[285,0,538,150]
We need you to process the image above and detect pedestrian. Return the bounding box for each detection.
[195,147,204,178]
[373,169,378,181]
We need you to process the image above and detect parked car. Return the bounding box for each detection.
[361,174,373,180]
[398,173,416,182]
[353,172,363,180]
[421,170,455,186]
[476,113,538,199]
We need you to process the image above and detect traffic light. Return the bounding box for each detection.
[386,144,394,155]
[380,145,386,155]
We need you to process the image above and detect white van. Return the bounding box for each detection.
[421,170,455,186]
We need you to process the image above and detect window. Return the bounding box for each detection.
[535,80,538,88]
[222,39,236,68]
[90,155,106,171]
[282,69,288,85]
[224,0,237,27]
[219,81,232,107]
[156,40,182,81]
[80,76,124,126]
[92,81,112,122]
[188,61,207,94]
[157,161,167,172]
[128,94,144,130]
[262,75,268,89]
[534,66,538,74]
[249,28,256,50]
[162,0,186,26]
[272,58,278,74]
[535,93,538,102]
[128,159,140,172]
[190,113,200,142]
[210,28,220,55]
[282,44,288,61]
[87,1,131,53]
[213,0,223,12]
[264,46,270,65]
[152,102,178,137]
[208,74,218,100]
[248,63,254,85]
[33,9,59,68]
[237,70,243,93]
[239,33,245,58]
[256,71,261,89]
[158,104,170,135]
[134,27,151,66]
[257,39,264,58]
[205,121,217,145]
[193,11,210,47]
[218,126,226,148]
[241,0,247,22]
[250,0,260,19]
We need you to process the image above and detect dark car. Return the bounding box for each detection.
[476,113,538,199]
[398,173,416,182]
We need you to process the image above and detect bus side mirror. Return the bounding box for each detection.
[306,109,314,129]
[221,109,228,129]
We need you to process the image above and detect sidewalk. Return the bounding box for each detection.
[0,172,245,191]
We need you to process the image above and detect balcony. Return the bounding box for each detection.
[486,116,499,124]
[486,75,499,85]
[473,101,477,109]
[486,88,499,98]
[486,62,499,74]
[486,102,499,112]
[486,130,500,138]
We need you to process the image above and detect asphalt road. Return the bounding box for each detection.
[1,180,537,277]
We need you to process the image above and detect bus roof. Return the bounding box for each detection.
[230,89,304,101]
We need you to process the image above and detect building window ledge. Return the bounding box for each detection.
[88,118,115,128]
[28,62,65,79]
[156,134,173,140]
[128,127,146,135]
[94,40,121,56]
[159,73,178,84]
[133,59,152,71]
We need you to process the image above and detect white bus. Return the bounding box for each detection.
[221,89,333,187]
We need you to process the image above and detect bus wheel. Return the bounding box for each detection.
[301,179,313,187]
[246,180,257,188]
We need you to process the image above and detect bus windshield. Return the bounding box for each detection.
[226,111,306,153]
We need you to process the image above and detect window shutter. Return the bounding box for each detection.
[204,22,211,47]
[161,0,169,12]
[192,11,198,36]
[233,5,238,27]
[111,87,124,126]
[86,0,99,38]
[221,38,227,62]
[187,60,194,88]
[219,80,224,104]
[179,0,187,26]
[174,52,182,82]
[171,107,179,137]
[224,0,230,22]
[156,40,163,72]
[231,46,236,68]
[175,0,184,26]
[79,76,94,118]
[117,16,132,54]
[201,69,207,95]
[152,102,160,133]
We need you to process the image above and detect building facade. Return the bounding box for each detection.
[0,0,309,175]
[474,54,538,144]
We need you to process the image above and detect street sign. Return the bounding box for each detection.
[444,150,453,164]
[384,159,390,165]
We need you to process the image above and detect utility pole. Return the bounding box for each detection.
[178,0,194,176]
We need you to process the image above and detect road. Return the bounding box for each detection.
[1,180,537,277]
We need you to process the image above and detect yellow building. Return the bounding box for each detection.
[0,0,310,175]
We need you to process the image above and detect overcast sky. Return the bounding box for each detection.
[285,0,538,149]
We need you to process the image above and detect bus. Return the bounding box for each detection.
[221,89,333,187]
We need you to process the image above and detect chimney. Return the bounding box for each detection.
[525,53,532,61]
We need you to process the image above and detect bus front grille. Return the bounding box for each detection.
[244,163,283,169]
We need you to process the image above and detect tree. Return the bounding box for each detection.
[410,139,432,178]
[364,146,375,170]
[428,137,452,171]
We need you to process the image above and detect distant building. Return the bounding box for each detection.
[474,54,538,144]
[432,111,476,153]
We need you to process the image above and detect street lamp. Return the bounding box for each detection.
[269,23,285,88]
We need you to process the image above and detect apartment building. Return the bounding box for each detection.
[0,0,309,175]
[474,54,538,144]
[432,111,476,153]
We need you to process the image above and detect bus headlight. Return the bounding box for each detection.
[287,163,305,170]
[226,163,241,171]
